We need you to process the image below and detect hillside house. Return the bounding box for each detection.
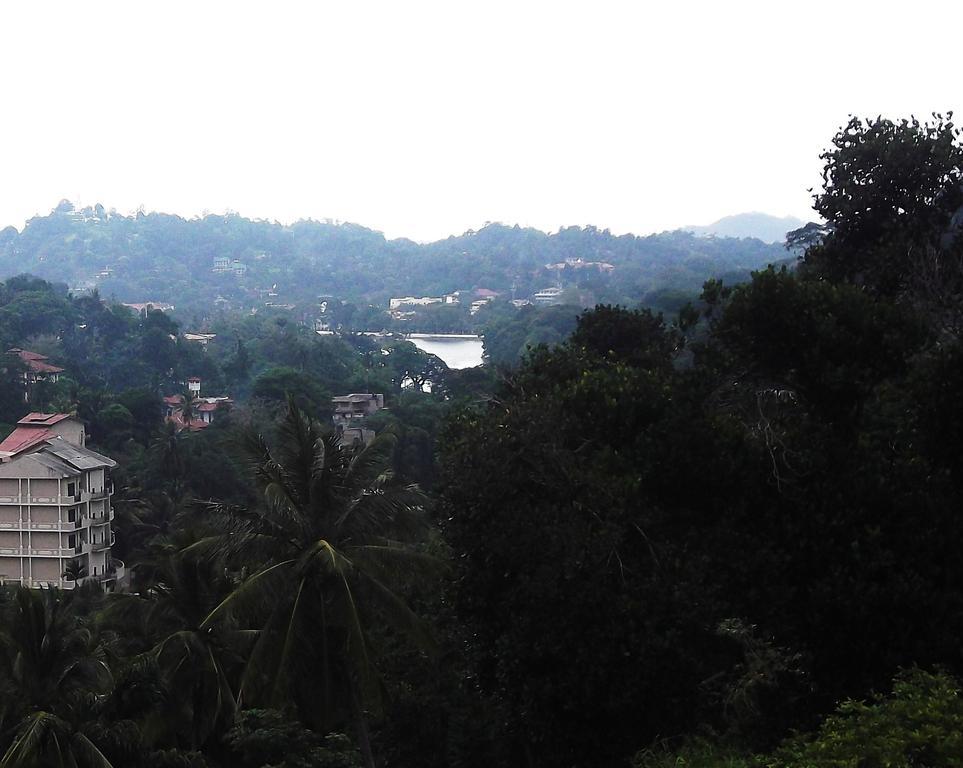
[331,394,384,447]
[332,393,385,426]
[163,378,233,431]
[183,332,217,346]
[8,348,65,402]
[532,287,564,305]
[122,302,175,316]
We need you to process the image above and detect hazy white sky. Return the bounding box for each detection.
[0,1,959,242]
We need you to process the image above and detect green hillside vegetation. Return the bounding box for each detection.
[0,208,786,318]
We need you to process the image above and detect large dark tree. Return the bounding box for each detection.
[441,313,750,767]
[803,113,963,303]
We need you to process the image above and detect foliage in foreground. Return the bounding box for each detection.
[635,669,963,768]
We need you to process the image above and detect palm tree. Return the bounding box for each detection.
[102,551,245,749]
[63,559,88,583]
[178,388,197,426]
[197,399,436,768]
[147,423,188,500]
[0,587,118,767]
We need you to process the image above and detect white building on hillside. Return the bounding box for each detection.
[0,413,122,590]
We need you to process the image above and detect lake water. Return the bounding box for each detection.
[408,334,484,369]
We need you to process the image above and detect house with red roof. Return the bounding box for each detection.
[0,413,86,455]
[163,378,233,432]
[8,348,65,402]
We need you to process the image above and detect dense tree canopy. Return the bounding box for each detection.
[0,208,786,318]
[439,116,963,767]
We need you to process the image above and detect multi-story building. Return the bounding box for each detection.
[532,286,564,305]
[332,393,385,426]
[0,413,122,590]
[331,394,385,448]
[389,296,444,310]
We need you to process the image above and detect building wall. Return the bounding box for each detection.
[89,468,105,492]
[0,479,18,497]
[0,556,20,580]
[0,507,19,524]
[31,531,61,550]
[89,550,108,576]
[32,558,60,581]
[50,421,85,447]
[31,507,60,524]
[30,478,60,499]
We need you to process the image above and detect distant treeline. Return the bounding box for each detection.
[0,206,789,315]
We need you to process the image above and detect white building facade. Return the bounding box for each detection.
[0,414,122,590]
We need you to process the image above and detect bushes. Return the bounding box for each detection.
[636,669,963,768]
[772,669,963,768]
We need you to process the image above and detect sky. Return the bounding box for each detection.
[0,1,959,243]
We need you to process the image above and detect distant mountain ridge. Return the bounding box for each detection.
[0,202,790,315]
[684,212,807,243]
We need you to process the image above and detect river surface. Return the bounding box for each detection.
[407,334,484,369]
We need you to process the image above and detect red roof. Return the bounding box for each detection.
[196,402,218,412]
[9,349,65,374]
[27,360,64,374]
[0,427,52,455]
[165,412,210,432]
[0,413,78,455]
[10,348,47,361]
[474,288,499,298]
[163,395,184,405]
[18,413,73,427]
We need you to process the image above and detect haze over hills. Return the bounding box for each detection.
[0,202,791,318]
[683,212,808,243]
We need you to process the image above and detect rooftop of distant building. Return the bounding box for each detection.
[8,348,65,374]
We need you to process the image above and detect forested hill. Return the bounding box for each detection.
[0,202,788,313]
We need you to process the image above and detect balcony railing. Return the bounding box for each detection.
[103,558,126,583]
[16,578,79,590]
[0,493,90,505]
[0,546,81,557]
[0,520,83,531]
